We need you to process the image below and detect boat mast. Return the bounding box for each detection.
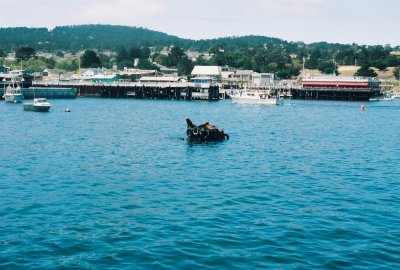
[2,78,5,95]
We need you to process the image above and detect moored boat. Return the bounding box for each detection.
[392,93,400,99]
[230,90,283,105]
[23,98,52,112]
[4,86,24,103]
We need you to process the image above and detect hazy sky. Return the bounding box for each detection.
[0,0,399,46]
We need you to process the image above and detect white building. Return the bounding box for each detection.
[252,72,275,86]
[190,65,222,99]
[191,66,221,81]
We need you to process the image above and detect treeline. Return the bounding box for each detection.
[1,25,400,78]
[0,25,186,52]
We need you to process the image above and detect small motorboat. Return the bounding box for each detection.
[230,89,283,105]
[23,98,52,112]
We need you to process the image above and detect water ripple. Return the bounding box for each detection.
[1,99,400,269]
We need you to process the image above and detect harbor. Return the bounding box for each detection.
[1,63,394,102]
[1,97,399,270]
[1,8,400,269]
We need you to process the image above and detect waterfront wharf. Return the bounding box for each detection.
[290,87,379,101]
[32,82,220,100]
[291,76,382,101]
[21,87,78,99]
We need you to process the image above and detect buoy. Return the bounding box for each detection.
[65,108,71,112]
[360,105,365,111]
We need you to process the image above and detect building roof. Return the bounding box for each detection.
[139,76,180,82]
[191,66,221,76]
[92,74,118,79]
[302,75,379,82]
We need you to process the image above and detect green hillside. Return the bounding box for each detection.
[1,24,399,78]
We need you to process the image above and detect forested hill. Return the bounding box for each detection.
[0,25,187,51]
[1,25,399,78]
[0,24,344,52]
[1,24,399,53]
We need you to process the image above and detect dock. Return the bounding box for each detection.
[32,82,221,100]
[290,75,382,101]
[22,87,78,99]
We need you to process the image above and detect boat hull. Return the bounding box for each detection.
[4,94,23,103]
[231,96,283,105]
[23,103,51,112]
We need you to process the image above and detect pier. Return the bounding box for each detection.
[21,87,78,99]
[32,82,221,100]
[290,87,379,101]
[291,75,382,101]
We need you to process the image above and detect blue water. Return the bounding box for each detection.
[1,98,399,269]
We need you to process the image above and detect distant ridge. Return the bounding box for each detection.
[0,24,338,52]
[0,24,187,51]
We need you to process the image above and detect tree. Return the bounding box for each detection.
[317,61,338,75]
[129,47,143,60]
[0,48,4,57]
[117,59,134,70]
[195,55,210,66]
[99,53,114,69]
[56,51,64,58]
[55,59,79,71]
[80,50,101,68]
[372,61,388,71]
[15,46,36,61]
[176,57,194,76]
[20,58,47,72]
[354,65,378,77]
[277,66,301,79]
[141,47,151,59]
[116,47,129,63]
[167,46,186,66]
[136,59,160,70]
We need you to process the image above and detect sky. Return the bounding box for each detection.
[0,0,399,46]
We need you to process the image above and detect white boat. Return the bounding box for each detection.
[392,93,400,99]
[369,96,394,101]
[230,90,283,105]
[3,86,24,103]
[23,98,52,112]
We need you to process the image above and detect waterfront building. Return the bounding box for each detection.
[139,76,181,85]
[160,68,178,77]
[0,69,33,88]
[190,66,221,99]
[92,74,119,83]
[0,66,10,73]
[119,68,157,81]
[234,70,254,86]
[252,72,275,86]
[292,75,381,101]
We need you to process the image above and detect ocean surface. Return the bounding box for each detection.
[1,98,399,269]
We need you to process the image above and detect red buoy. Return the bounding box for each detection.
[361,105,365,111]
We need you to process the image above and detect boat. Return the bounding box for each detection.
[23,98,52,112]
[3,86,24,103]
[369,92,394,101]
[392,93,400,99]
[230,90,283,105]
[369,97,394,101]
